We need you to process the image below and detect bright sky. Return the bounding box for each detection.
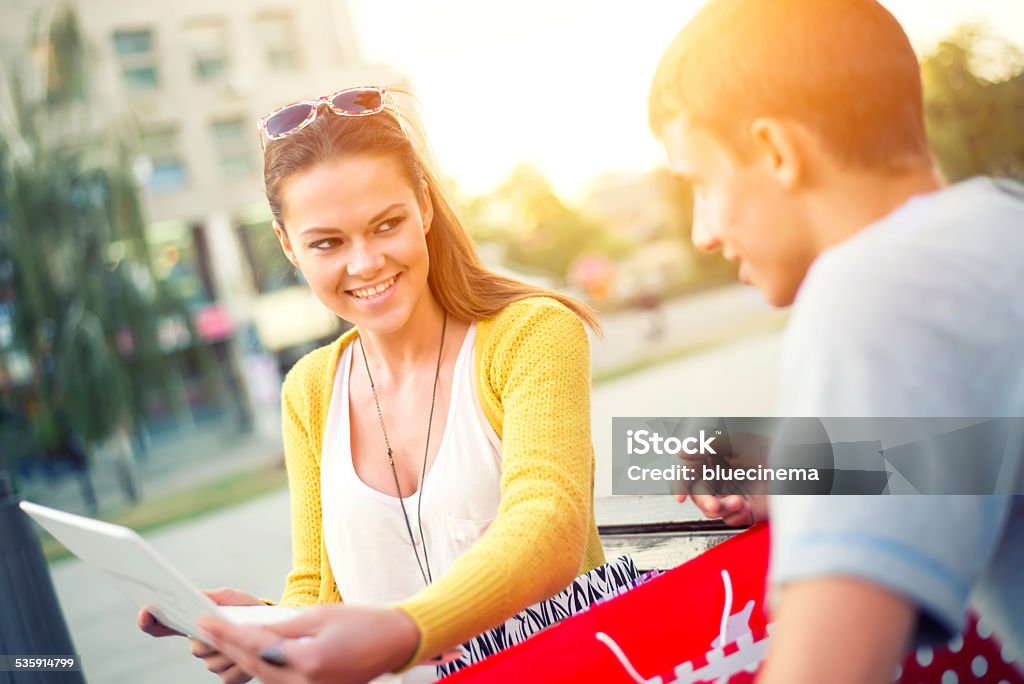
[344,0,1024,203]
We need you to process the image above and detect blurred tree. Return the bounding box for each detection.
[649,168,739,287]
[487,165,629,281]
[922,25,1024,182]
[0,3,209,510]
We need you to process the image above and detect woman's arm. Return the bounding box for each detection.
[196,301,597,680]
[277,356,329,607]
[393,299,595,664]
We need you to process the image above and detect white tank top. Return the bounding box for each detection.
[321,321,503,609]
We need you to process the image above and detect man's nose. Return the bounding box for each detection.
[691,205,721,253]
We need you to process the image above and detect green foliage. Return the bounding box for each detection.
[648,168,739,284]
[0,2,201,477]
[480,165,629,280]
[2,151,152,447]
[923,25,1024,182]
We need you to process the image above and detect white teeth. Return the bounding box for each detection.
[351,275,397,299]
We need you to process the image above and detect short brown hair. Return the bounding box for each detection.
[649,0,932,171]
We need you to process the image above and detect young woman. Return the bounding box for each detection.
[140,87,606,683]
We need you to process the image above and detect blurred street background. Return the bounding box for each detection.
[1,0,1022,681]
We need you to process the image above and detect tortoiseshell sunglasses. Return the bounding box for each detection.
[256,86,392,149]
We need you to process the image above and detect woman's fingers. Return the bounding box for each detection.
[204,587,264,606]
[204,653,236,674]
[190,638,217,659]
[190,638,254,683]
[197,616,295,684]
[137,608,183,637]
[219,665,254,684]
[259,608,327,639]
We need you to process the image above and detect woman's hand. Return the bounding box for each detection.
[136,606,183,638]
[191,588,266,684]
[137,587,265,637]
[138,587,265,684]
[196,604,422,684]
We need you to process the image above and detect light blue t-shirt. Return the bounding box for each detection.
[771,177,1024,660]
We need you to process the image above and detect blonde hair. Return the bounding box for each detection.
[263,92,600,331]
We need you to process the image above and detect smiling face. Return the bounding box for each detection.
[661,116,817,307]
[274,153,435,334]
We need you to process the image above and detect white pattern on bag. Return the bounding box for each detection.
[596,568,774,684]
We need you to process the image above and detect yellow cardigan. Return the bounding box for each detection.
[276,296,606,664]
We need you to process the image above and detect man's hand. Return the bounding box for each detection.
[197,604,422,684]
[673,430,771,526]
[676,492,767,527]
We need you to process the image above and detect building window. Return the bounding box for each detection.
[148,221,214,307]
[112,29,158,91]
[211,119,256,178]
[142,128,187,192]
[184,19,228,82]
[256,14,301,70]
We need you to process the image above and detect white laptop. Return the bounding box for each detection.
[20,500,303,643]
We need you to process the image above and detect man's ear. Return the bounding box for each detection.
[419,180,434,235]
[273,220,300,269]
[749,118,803,190]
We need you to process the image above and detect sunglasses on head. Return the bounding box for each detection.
[256,86,392,148]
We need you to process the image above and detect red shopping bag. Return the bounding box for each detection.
[447,524,773,683]
[446,523,1023,683]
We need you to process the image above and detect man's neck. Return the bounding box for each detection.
[809,165,946,254]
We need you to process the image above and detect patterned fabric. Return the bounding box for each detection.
[437,556,659,678]
[897,612,1023,684]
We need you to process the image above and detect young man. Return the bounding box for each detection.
[648,1,1023,682]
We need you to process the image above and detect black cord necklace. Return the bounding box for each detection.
[357,311,447,587]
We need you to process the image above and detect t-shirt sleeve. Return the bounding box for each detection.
[771,495,1011,643]
[772,253,1014,643]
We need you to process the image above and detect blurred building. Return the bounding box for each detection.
[1,0,404,435]
[585,172,673,243]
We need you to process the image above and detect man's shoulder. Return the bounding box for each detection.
[780,177,1024,414]
[798,177,1024,311]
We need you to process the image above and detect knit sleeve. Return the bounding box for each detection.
[393,299,593,664]
[277,356,327,607]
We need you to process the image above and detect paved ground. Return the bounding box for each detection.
[588,284,785,376]
[41,325,782,683]
[592,331,782,498]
